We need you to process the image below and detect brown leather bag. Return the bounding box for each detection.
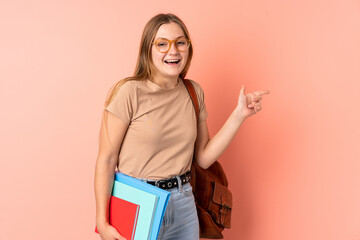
[183,79,233,239]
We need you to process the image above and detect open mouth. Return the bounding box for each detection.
[164,59,181,65]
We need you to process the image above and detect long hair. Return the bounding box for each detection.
[101,13,193,147]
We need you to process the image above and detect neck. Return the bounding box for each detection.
[150,75,180,89]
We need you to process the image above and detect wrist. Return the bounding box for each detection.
[96,217,109,228]
[233,107,246,122]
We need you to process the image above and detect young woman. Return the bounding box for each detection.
[94,13,269,240]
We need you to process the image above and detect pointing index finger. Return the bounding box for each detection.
[255,90,270,96]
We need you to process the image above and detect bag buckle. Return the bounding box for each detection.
[220,204,230,225]
[219,194,231,225]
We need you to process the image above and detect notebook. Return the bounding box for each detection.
[115,172,171,240]
[95,196,139,240]
[112,180,158,240]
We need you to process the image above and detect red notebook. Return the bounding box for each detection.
[95,196,140,240]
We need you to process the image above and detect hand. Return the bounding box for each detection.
[237,85,270,119]
[97,222,127,240]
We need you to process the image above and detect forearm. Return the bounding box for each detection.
[94,156,117,226]
[200,107,245,168]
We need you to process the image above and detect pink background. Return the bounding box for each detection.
[1,1,360,240]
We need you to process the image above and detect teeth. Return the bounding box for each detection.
[165,59,180,63]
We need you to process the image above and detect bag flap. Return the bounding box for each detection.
[212,182,232,209]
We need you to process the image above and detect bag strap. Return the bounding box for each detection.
[182,78,200,122]
[183,78,200,195]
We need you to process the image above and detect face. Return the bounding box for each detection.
[151,22,189,81]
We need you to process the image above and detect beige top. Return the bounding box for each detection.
[105,79,208,180]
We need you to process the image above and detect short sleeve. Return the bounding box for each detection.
[105,82,136,125]
[190,80,208,122]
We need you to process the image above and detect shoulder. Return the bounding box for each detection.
[108,80,140,104]
[121,79,140,90]
[115,79,143,95]
[185,79,206,96]
[186,79,203,88]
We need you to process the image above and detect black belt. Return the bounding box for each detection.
[146,171,192,190]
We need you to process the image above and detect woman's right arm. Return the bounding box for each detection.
[94,111,129,240]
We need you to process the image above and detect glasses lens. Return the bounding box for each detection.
[175,38,189,51]
[155,39,169,52]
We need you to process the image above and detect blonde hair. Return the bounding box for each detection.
[101,13,193,147]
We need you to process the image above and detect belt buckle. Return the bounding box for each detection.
[159,178,177,189]
[154,175,188,190]
[156,179,168,189]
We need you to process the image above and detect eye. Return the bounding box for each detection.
[176,40,186,45]
[156,41,168,47]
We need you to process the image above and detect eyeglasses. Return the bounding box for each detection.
[152,37,191,53]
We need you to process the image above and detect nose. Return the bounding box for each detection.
[168,42,179,55]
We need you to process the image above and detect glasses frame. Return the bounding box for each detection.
[152,37,191,53]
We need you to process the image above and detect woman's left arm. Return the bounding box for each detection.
[194,85,270,169]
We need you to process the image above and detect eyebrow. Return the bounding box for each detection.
[157,36,185,40]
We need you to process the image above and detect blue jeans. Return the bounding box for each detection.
[138,176,199,240]
[157,180,199,240]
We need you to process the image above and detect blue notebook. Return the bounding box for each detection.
[115,172,171,240]
[112,181,158,240]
